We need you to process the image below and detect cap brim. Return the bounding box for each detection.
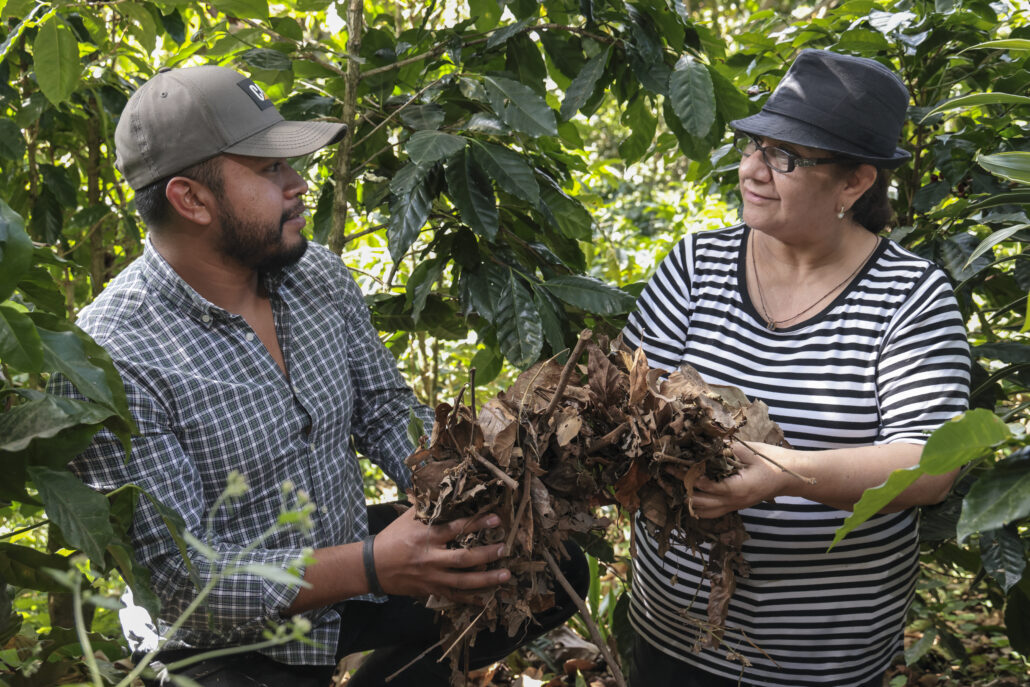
[224,120,347,159]
[730,112,910,169]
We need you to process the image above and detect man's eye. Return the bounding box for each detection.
[266,162,282,173]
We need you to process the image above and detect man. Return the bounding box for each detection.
[60,66,585,686]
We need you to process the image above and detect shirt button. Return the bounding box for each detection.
[201,314,211,323]
[245,332,255,341]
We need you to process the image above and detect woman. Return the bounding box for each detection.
[622,49,970,687]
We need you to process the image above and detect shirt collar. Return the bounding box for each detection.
[140,236,288,327]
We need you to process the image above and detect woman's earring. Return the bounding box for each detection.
[837,205,846,219]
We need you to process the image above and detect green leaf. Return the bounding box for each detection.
[209,0,269,19]
[407,407,426,447]
[534,289,567,356]
[387,164,435,261]
[618,95,657,164]
[240,48,292,71]
[469,0,502,31]
[541,275,636,315]
[494,270,543,369]
[398,104,446,131]
[669,57,716,139]
[470,141,540,206]
[964,224,1030,269]
[1005,587,1030,655]
[0,118,26,159]
[445,149,498,241]
[405,130,466,165]
[904,628,937,666]
[978,152,1030,185]
[0,200,33,302]
[29,187,63,244]
[0,394,110,452]
[118,2,158,53]
[484,76,558,138]
[30,313,122,415]
[957,455,1030,542]
[921,409,1012,473]
[539,177,592,240]
[979,525,1026,593]
[962,39,1030,53]
[832,409,1011,547]
[239,563,307,587]
[922,93,1030,121]
[406,256,447,324]
[32,17,80,105]
[559,46,611,121]
[486,18,532,50]
[0,542,72,592]
[29,465,116,568]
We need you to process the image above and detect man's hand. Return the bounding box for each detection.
[373,508,510,603]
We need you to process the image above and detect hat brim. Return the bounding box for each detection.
[730,111,910,169]
[225,120,347,159]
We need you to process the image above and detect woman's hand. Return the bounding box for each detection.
[687,441,792,519]
[372,507,510,603]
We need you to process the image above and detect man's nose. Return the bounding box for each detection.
[284,164,309,197]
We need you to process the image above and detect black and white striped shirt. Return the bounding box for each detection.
[622,224,970,686]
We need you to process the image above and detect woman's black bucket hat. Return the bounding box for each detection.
[730,49,912,169]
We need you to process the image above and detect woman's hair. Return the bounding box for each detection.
[841,163,894,234]
[134,158,223,230]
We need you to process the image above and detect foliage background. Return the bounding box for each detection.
[2,0,1030,684]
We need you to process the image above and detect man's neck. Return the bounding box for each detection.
[150,231,263,314]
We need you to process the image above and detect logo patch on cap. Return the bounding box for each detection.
[237,78,274,110]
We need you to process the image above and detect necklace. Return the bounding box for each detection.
[749,230,879,331]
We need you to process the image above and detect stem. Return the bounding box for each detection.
[541,330,592,424]
[384,637,446,683]
[541,548,627,687]
[72,584,103,686]
[327,0,365,255]
[472,452,519,490]
[738,441,817,485]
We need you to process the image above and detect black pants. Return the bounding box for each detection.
[630,635,886,687]
[143,503,589,686]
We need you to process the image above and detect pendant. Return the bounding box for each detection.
[767,321,776,331]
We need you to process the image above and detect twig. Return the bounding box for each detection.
[470,367,477,424]
[384,637,446,683]
[439,603,491,661]
[541,548,627,687]
[472,452,519,491]
[586,421,628,454]
[738,440,817,485]
[505,469,532,553]
[541,330,592,424]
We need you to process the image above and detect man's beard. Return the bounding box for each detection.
[216,203,308,274]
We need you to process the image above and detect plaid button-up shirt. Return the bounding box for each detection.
[60,238,432,665]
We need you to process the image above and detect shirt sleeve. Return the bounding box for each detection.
[875,267,971,444]
[55,370,309,635]
[337,271,433,490]
[622,236,695,371]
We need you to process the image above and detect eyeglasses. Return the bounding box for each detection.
[733,133,847,174]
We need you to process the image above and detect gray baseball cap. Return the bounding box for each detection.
[115,65,346,190]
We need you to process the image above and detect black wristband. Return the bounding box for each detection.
[362,534,384,596]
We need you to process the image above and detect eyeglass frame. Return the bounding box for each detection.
[733,132,850,174]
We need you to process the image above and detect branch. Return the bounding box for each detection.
[327,0,365,255]
[541,330,592,424]
[541,548,627,687]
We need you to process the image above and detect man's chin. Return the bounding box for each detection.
[257,236,309,274]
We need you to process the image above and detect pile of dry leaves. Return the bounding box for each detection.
[404,331,790,684]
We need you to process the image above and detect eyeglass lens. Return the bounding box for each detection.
[734,134,795,173]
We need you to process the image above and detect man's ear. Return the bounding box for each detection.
[165,177,215,226]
